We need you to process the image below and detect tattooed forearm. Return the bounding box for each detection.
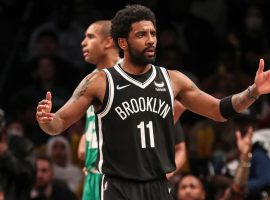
[235,91,249,106]
[232,88,256,112]
[74,76,91,99]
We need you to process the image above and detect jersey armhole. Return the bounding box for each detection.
[95,69,115,117]
[160,67,174,113]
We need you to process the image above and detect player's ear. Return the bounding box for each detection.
[104,37,114,48]
[118,38,127,50]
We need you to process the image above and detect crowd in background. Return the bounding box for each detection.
[1,0,270,199]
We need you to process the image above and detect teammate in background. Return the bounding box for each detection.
[36,4,270,200]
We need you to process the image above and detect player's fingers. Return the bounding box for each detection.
[38,99,50,106]
[36,111,54,117]
[37,99,51,111]
[36,112,54,121]
[38,118,54,123]
[37,104,49,111]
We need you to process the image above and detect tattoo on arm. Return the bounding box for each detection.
[232,89,254,112]
[238,91,249,105]
[74,76,91,99]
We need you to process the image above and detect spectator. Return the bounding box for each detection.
[177,126,253,200]
[22,29,82,90]
[27,3,85,70]
[46,136,83,195]
[230,3,270,77]
[0,109,36,200]
[30,154,78,200]
[248,128,270,199]
[176,174,206,200]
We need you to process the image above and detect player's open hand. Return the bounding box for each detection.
[255,59,270,95]
[36,91,55,123]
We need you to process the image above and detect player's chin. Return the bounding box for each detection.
[84,57,90,62]
[146,56,156,64]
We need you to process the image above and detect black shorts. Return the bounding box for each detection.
[100,175,173,200]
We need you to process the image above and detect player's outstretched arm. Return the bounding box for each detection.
[36,71,106,135]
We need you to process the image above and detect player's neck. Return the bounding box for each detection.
[121,58,152,75]
[96,52,120,70]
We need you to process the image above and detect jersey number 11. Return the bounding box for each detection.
[137,121,155,148]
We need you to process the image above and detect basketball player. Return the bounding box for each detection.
[78,20,120,200]
[36,4,270,200]
[78,20,186,199]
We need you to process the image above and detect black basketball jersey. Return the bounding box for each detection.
[96,63,176,181]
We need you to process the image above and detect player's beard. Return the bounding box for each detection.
[127,42,156,67]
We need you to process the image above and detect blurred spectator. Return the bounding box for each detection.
[176,174,207,200]
[7,55,71,147]
[216,127,253,200]
[211,110,270,199]
[27,3,85,70]
[29,55,71,111]
[27,29,60,61]
[30,154,78,200]
[16,55,71,112]
[177,127,253,200]
[168,0,219,81]
[157,22,180,51]
[22,29,82,90]
[229,3,270,77]
[157,44,198,84]
[232,110,270,199]
[201,42,253,98]
[7,86,48,147]
[190,0,228,38]
[46,136,83,196]
[248,129,270,199]
[0,109,36,200]
[186,119,216,179]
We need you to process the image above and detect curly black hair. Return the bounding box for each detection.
[111,4,156,50]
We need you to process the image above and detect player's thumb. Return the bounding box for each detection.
[46,91,52,101]
[256,58,264,76]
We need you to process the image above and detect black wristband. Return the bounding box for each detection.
[220,95,239,119]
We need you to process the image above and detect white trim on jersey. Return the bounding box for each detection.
[100,175,105,200]
[160,67,174,114]
[97,69,115,173]
[115,64,157,89]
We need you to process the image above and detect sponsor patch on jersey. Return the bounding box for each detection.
[154,81,165,87]
[154,81,166,91]
[155,88,166,92]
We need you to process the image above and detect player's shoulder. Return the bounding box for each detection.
[166,69,187,79]
[86,70,107,82]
